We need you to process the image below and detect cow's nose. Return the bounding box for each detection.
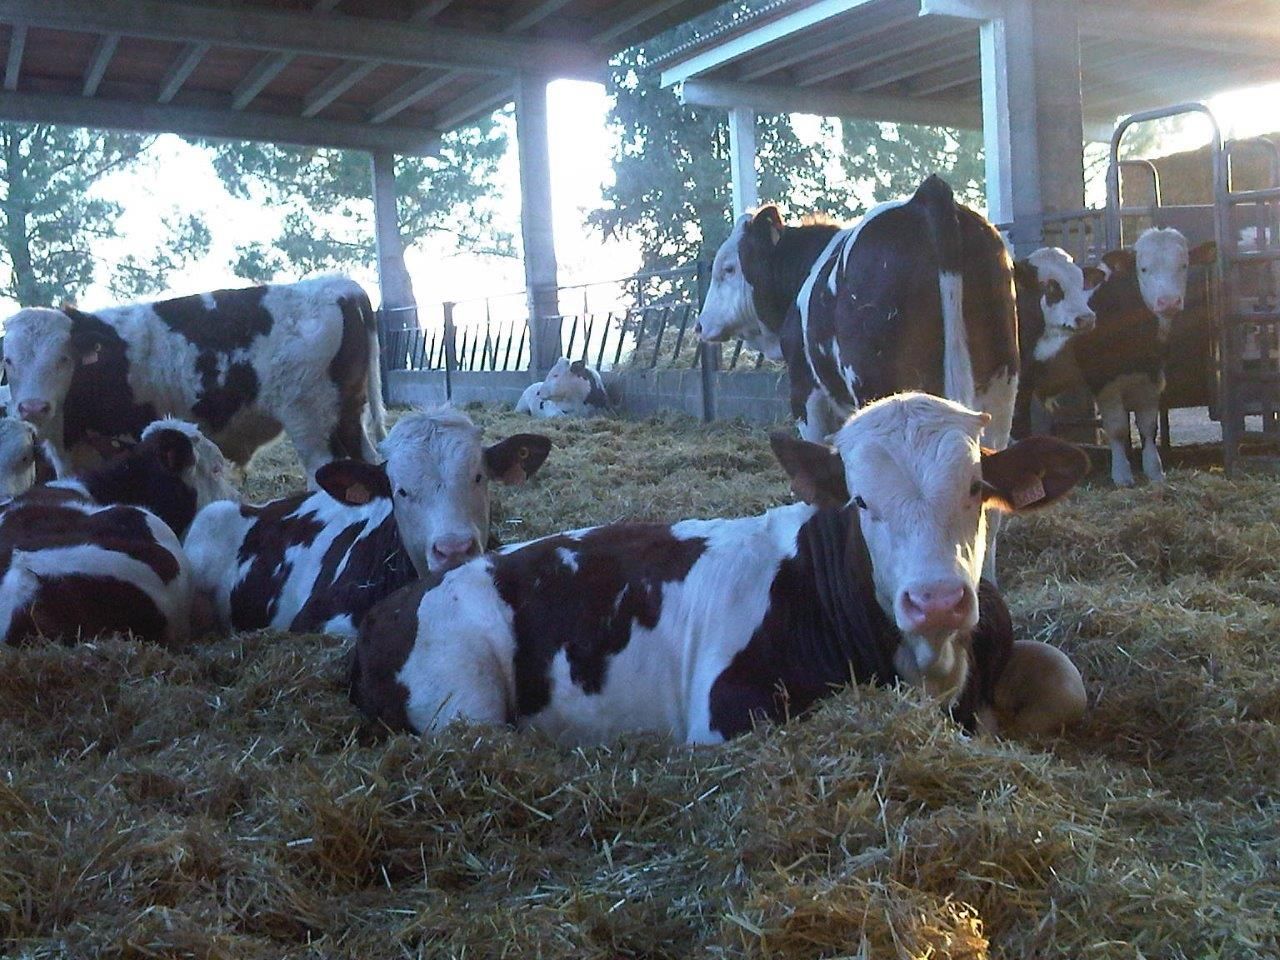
[900,582,973,634]
[430,535,481,569]
[1156,296,1183,314]
[17,400,50,421]
[1075,312,1095,332]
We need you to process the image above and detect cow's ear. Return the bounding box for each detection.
[750,205,784,246]
[1082,265,1107,291]
[980,436,1089,513]
[1013,259,1037,290]
[1189,240,1217,265]
[484,434,552,485]
[569,359,587,376]
[770,433,848,508]
[1101,248,1134,278]
[148,429,196,476]
[316,460,391,506]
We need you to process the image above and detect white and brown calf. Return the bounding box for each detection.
[351,393,1089,744]
[183,408,551,638]
[0,419,238,646]
[2,275,385,484]
[0,418,40,499]
[516,357,610,418]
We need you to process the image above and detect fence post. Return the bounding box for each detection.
[374,307,393,405]
[696,259,718,423]
[443,301,457,402]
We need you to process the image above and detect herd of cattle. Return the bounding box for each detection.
[0,174,1215,745]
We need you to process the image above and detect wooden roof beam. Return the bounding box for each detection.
[4,24,24,91]
[82,33,119,97]
[158,42,210,103]
[233,0,342,111]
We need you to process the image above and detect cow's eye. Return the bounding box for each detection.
[853,494,868,510]
[396,487,408,498]
[2,358,10,366]
[724,264,736,275]
[58,355,70,365]
[474,472,484,484]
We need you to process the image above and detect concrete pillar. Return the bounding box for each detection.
[515,72,561,373]
[370,150,416,312]
[980,0,1085,255]
[727,105,759,218]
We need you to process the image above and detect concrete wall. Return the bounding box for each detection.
[386,368,791,423]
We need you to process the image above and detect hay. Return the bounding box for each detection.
[1,406,1277,958]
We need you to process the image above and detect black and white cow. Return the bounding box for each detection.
[516,357,610,418]
[183,408,551,638]
[351,393,1089,743]
[1011,247,1105,437]
[0,419,238,646]
[2,275,385,483]
[1018,228,1215,486]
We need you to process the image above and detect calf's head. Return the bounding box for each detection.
[537,357,592,405]
[1,307,105,437]
[1104,227,1216,320]
[772,393,1088,680]
[1015,247,1103,359]
[316,408,551,576]
[0,417,39,498]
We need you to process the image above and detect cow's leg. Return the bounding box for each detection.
[277,391,343,485]
[793,387,841,443]
[334,382,379,463]
[975,371,1017,585]
[993,639,1086,737]
[1132,376,1165,485]
[1095,381,1135,487]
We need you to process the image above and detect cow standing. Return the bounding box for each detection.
[183,408,551,638]
[2,275,385,483]
[351,393,1089,743]
[0,419,238,646]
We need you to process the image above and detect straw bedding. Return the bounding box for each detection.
[1,407,1276,958]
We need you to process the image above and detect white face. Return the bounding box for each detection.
[1,308,81,437]
[537,357,590,405]
[143,419,240,509]
[697,215,761,344]
[1026,247,1096,356]
[382,413,493,577]
[1133,227,1191,319]
[0,417,38,497]
[833,396,992,671]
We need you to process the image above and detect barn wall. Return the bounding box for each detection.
[385,369,791,423]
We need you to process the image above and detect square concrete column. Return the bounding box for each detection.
[980,0,1085,255]
[727,105,759,219]
[515,72,562,373]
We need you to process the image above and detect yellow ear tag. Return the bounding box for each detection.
[346,483,371,505]
[82,346,101,366]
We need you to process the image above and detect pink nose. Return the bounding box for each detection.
[1155,296,1183,314]
[900,582,973,633]
[1074,312,1095,332]
[17,400,50,421]
[430,535,480,569]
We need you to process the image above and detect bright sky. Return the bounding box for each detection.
[3,78,1279,320]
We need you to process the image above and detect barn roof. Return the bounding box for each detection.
[658,0,1280,134]
[0,0,722,155]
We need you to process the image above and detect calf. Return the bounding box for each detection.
[183,408,551,638]
[2,275,385,483]
[516,358,610,418]
[0,419,238,646]
[1011,247,1104,437]
[351,393,1089,743]
[0,417,39,499]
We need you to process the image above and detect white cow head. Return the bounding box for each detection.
[1104,227,1217,322]
[772,393,1088,688]
[1015,247,1103,361]
[316,408,552,576]
[0,417,39,498]
[1,307,106,441]
[537,357,591,405]
[696,206,786,358]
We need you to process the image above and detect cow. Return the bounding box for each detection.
[516,357,610,418]
[350,392,1089,744]
[1011,247,1105,437]
[695,175,1018,579]
[1,275,386,484]
[0,419,238,646]
[1017,228,1216,486]
[0,417,39,499]
[183,408,551,638]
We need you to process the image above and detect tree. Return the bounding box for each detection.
[0,124,209,307]
[205,113,512,283]
[840,120,985,209]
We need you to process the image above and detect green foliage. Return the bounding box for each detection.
[108,213,213,302]
[0,124,205,307]
[840,120,985,209]
[205,114,512,283]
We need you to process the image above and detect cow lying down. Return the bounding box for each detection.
[516,357,610,418]
[184,408,551,638]
[0,419,238,646]
[0,417,40,499]
[351,393,1090,743]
